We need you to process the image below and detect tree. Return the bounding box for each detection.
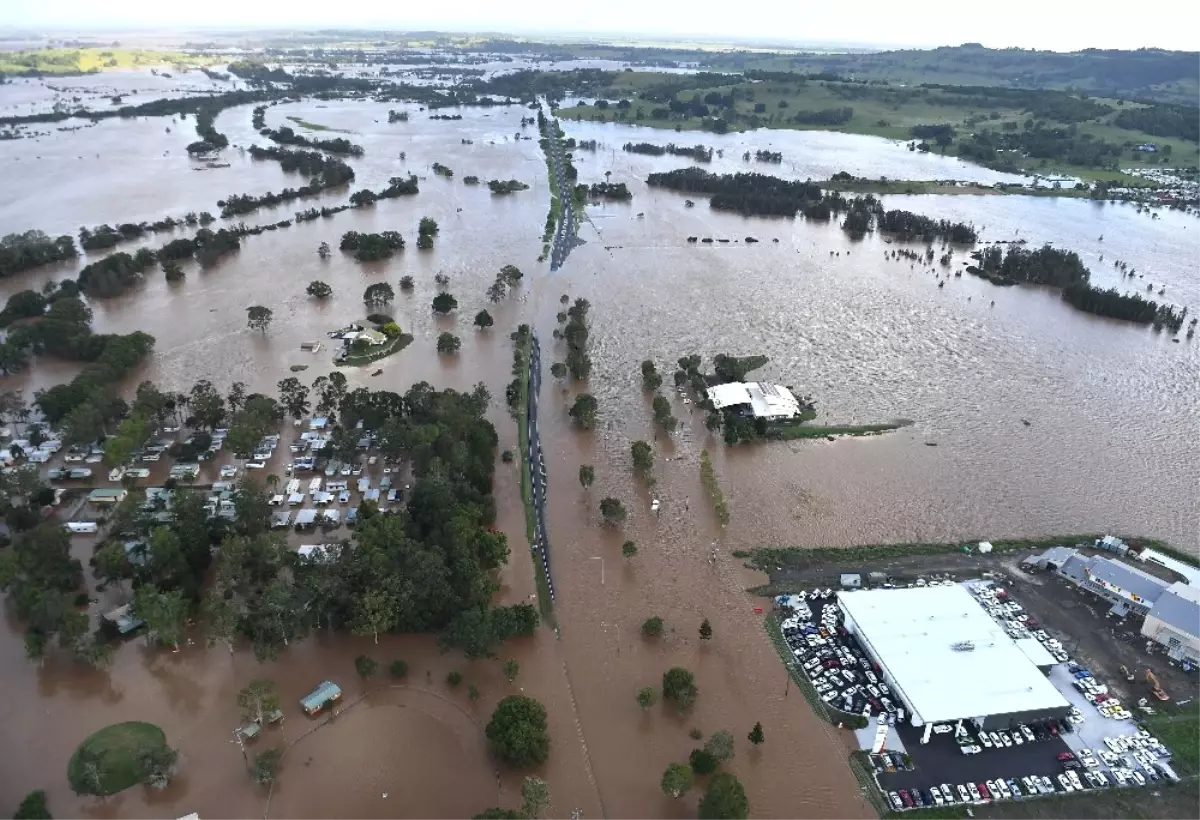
[446,670,464,688]
[363,282,395,306]
[134,585,188,650]
[704,729,734,762]
[277,377,310,420]
[748,722,764,745]
[636,686,658,709]
[503,659,520,682]
[72,748,104,797]
[13,790,51,819]
[162,259,185,282]
[389,659,408,678]
[599,497,626,525]
[136,740,178,790]
[355,654,379,679]
[699,772,749,819]
[662,667,697,712]
[252,748,282,784]
[689,748,718,775]
[351,587,396,645]
[578,464,594,489]
[246,305,272,333]
[437,332,461,354]
[641,616,664,637]
[486,695,550,767]
[237,679,281,727]
[473,810,520,819]
[91,541,133,591]
[661,762,694,799]
[622,541,638,558]
[520,776,551,819]
[699,618,713,641]
[641,360,662,391]
[306,280,332,299]
[474,309,494,329]
[568,394,598,429]
[631,440,653,474]
[399,275,414,291]
[550,362,566,378]
[432,292,458,313]
[317,241,331,259]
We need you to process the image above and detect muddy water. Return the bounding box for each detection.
[0,98,1196,818]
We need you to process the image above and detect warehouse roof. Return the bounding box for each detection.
[1152,583,1200,638]
[839,585,1069,725]
[1087,557,1169,605]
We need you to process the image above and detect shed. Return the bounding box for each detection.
[840,573,862,589]
[295,509,318,527]
[271,511,293,529]
[300,681,342,714]
[868,571,887,586]
[88,488,128,505]
[103,603,145,634]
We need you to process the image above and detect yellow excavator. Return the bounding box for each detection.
[1146,669,1170,701]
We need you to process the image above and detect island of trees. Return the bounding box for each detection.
[623,142,713,162]
[577,182,632,201]
[968,244,1186,330]
[488,179,530,194]
[340,230,405,261]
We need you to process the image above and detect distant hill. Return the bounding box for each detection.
[708,44,1199,107]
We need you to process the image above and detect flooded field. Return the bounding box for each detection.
[0,98,1196,818]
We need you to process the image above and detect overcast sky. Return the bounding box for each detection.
[4,0,1199,52]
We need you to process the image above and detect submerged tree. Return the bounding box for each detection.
[306,280,332,299]
[578,464,595,489]
[246,305,273,333]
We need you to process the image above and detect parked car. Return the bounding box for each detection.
[887,792,903,811]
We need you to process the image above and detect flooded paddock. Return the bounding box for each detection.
[0,96,1196,818]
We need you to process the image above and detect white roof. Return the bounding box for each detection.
[705,382,801,419]
[839,585,1069,725]
[1014,637,1058,667]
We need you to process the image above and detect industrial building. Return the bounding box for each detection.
[838,586,1070,737]
[1028,547,1199,664]
[704,381,803,419]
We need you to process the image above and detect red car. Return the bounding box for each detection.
[1057,751,1075,761]
[1047,723,1059,736]
[977,782,991,801]
[899,790,914,808]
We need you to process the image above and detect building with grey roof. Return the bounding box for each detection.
[1023,546,1078,572]
[1141,582,1199,664]
[1082,556,1169,614]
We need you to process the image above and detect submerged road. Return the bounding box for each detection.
[525,332,554,600]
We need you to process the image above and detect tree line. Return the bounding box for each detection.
[488,179,530,194]
[340,230,405,262]
[968,244,1187,330]
[78,213,216,251]
[623,142,713,162]
[576,182,632,201]
[258,122,364,157]
[0,230,77,279]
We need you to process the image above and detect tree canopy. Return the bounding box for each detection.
[486,695,550,767]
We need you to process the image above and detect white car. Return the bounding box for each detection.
[1057,774,1073,792]
[932,724,954,734]
[245,460,267,470]
[219,464,238,478]
[1131,771,1146,786]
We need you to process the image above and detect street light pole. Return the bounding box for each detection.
[591,555,604,586]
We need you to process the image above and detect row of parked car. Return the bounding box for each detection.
[969,582,1072,662]
[888,772,1062,811]
[949,716,1071,755]
[781,595,906,723]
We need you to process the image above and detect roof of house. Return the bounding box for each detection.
[88,488,127,498]
[705,381,801,418]
[1059,553,1092,584]
[1087,557,1169,605]
[839,585,1069,725]
[1150,582,1200,638]
[1026,546,1078,568]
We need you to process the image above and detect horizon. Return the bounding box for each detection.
[2,0,1199,52]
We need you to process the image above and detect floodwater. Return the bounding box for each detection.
[1,96,1197,818]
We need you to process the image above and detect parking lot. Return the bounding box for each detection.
[777,578,1181,812]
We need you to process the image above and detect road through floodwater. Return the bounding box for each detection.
[0,92,1196,818]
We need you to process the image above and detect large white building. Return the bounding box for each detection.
[838,585,1070,735]
[705,382,802,419]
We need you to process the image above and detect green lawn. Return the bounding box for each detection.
[335,333,413,367]
[557,74,1198,185]
[286,116,350,133]
[0,48,217,75]
[67,721,165,795]
[1143,710,1200,774]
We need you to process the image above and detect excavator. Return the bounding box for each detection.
[1146,669,1170,701]
[1120,664,1135,682]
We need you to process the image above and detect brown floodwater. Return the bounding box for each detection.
[1,97,1196,818]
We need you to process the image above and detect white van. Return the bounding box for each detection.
[66,522,99,534]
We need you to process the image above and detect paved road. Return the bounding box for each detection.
[525,333,554,600]
[541,107,577,272]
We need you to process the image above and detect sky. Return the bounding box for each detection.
[3,0,1199,52]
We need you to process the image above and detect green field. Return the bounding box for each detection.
[1143,710,1200,774]
[286,116,351,133]
[67,721,165,795]
[0,47,218,75]
[556,73,1198,185]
